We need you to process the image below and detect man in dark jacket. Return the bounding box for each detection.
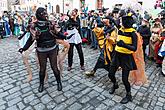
[137,18,151,60]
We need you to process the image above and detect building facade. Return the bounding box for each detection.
[0,0,8,16]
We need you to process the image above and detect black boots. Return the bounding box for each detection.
[38,74,45,93]
[109,83,119,94]
[57,82,62,91]
[38,83,44,93]
[56,74,62,91]
[120,92,132,104]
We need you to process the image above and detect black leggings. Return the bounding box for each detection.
[37,48,61,84]
[93,57,110,72]
[108,66,131,93]
[68,43,84,67]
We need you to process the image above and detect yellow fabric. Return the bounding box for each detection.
[93,27,117,65]
[115,28,135,54]
[93,27,105,49]
[104,29,117,64]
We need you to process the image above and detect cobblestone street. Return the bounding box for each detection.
[0,38,165,110]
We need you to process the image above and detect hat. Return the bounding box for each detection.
[122,13,134,28]
[112,8,119,14]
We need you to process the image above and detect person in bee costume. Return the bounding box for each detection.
[18,7,70,92]
[85,17,117,77]
[108,13,138,104]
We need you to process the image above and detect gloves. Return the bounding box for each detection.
[117,40,126,47]
[18,48,24,54]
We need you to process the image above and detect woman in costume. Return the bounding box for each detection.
[108,14,138,104]
[66,10,85,71]
[85,17,117,77]
[18,16,48,82]
[19,8,67,92]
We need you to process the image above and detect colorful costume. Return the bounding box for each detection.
[85,23,117,77]
[108,15,137,104]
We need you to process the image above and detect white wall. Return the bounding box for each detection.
[85,0,97,10]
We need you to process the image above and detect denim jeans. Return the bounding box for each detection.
[90,30,98,48]
[81,27,88,39]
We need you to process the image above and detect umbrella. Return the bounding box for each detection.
[121,0,143,13]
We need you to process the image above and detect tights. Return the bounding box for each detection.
[93,57,110,72]
[68,43,84,67]
[37,47,61,84]
[108,66,131,93]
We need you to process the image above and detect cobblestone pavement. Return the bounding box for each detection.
[0,38,165,110]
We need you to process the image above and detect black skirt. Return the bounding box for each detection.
[110,51,137,71]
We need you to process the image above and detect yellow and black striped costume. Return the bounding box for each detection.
[93,26,117,64]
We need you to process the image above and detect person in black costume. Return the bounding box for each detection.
[108,14,138,104]
[137,18,151,60]
[18,7,67,92]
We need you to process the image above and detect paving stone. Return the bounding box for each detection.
[96,103,107,110]
[0,105,6,110]
[156,102,163,107]
[17,102,25,110]
[88,90,100,98]
[24,94,36,104]
[29,99,40,106]
[63,91,75,98]
[5,91,22,101]
[65,97,77,105]
[134,106,147,110]
[6,105,18,110]
[8,96,22,106]
[93,86,104,93]
[125,102,136,110]
[111,104,125,110]
[53,103,67,110]
[3,84,14,91]
[68,102,82,110]
[81,88,92,95]
[143,102,149,109]
[46,101,57,109]
[154,106,162,110]
[34,103,45,110]
[8,86,20,94]
[103,99,116,106]
[89,98,102,107]
[54,94,67,103]
[40,94,52,104]
[79,96,90,104]
[0,99,6,106]
[158,97,165,103]
[0,91,9,98]
[24,106,33,110]
[112,95,122,102]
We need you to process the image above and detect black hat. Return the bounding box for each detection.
[122,14,134,28]
[112,8,119,14]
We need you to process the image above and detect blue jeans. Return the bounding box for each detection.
[90,30,98,48]
[81,27,88,39]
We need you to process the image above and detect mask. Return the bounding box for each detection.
[36,8,48,21]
